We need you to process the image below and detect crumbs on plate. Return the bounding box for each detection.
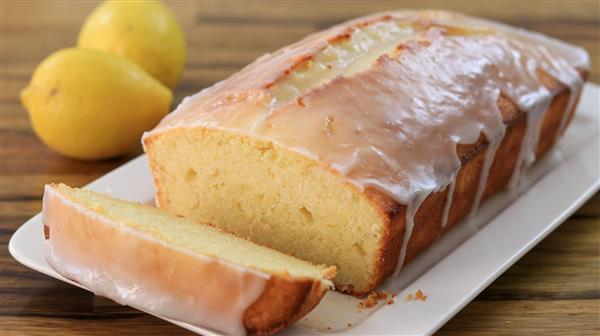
[357,290,397,309]
[405,289,427,302]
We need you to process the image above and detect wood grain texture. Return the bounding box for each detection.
[1,1,598,335]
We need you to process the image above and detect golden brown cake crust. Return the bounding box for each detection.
[244,275,333,335]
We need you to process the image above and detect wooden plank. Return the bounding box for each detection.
[439,300,600,335]
[0,316,193,336]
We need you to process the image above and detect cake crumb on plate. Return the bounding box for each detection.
[405,289,427,302]
[357,290,390,308]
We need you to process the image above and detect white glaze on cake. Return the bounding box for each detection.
[441,179,456,229]
[143,10,588,275]
[42,185,269,335]
[470,135,503,219]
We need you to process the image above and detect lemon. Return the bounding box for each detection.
[78,0,186,89]
[20,48,172,160]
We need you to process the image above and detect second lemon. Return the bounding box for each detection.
[78,0,186,89]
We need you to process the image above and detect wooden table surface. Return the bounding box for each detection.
[1,1,599,335]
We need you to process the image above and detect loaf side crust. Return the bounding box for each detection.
[367,70,587,294]
[244,276,331,335]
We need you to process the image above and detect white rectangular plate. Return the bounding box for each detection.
[10,84,600,335]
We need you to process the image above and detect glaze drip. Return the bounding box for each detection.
[441,178,456,229]
[470,135,503,219]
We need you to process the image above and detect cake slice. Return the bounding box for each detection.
[42,183,335,336]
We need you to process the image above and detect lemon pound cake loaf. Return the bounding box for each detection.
[143,10,588,295]
[42,184,335,335]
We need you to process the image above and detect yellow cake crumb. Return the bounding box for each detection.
[405,289,427,302]
[358,290,390,308]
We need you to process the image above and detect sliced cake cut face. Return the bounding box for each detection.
[43,184,334,335]
[145,130,386,294]
[143,10,588,295]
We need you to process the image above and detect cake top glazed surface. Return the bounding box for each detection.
[145,10,588,207]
